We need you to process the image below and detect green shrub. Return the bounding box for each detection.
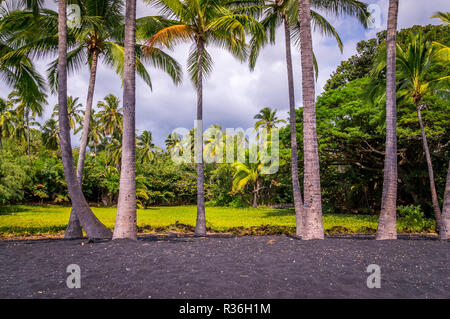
[397,205,426,232]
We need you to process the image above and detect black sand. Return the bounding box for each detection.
[0,235,448,299]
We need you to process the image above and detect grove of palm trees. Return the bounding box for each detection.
[0,0,448,301]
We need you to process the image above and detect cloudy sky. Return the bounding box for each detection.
[1,0,448,147]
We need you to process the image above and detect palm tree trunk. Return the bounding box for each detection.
[283,14,304,237]
[77,51,99,184]
[439,162,450,240]
[376,0,399,240]
[195,38,206,236]
[298,0,324,240]
[113,0,137,240]
[26,108,30,155]
[57,0,111,239]
[0,127,3,150]
[416,102,441,232]
[65,50,100,239]
[253,185,258,208]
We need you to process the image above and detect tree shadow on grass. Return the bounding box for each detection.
[259,209,295,218]
[0,206,33,215]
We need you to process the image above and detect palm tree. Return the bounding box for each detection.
[57,0,111,239]
[106,135,123,167]
[97,94,123,137]
[232,160,263,208]
[142,0,265,236]
[8,89,47,155]
[165,132,183,153]
[113,0,138,240]
[254,107,286,132]
[376,0,399,240]
[249,0,367,237]
[137,130,160,164]
[297,0,323,239]
[440,162,450,240]
[52,96,84,131]
[372,32,449,233]
[41,118,59,151]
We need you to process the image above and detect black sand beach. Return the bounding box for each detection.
[0,235,448,299]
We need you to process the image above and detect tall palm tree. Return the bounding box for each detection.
[137,130,160,164]
[298,0,322,239]
[397,33,449,232]
[8,89,47,155]
[372,32,449,233]
[142,0,265,236]
[249,0,367,237]
[57,0,112,239]
[52,96,84,131]
[376,0,399,240]
[113,0,138,240]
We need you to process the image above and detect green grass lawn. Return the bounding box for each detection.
[0,205,436,237]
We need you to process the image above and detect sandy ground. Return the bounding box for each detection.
[0,235,448,299]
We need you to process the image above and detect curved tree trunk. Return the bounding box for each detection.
[298,0,324,240]
[57,0,111,239]
[113,0,137,240]
[416,103,441,232]
[65,51,100,239]
[195,38,206,236]
[439,162,450,240]
[283,14,304,237]
[376,0,399,240]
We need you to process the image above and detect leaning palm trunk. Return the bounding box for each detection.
[283,14,304,237]
[195,38,206,236]
[376,0,399,240]
[416,102,441,232]
[57,0,111,239]
[113,0,137,240]
[439,162,450,240]
[65,51,100,239]
[298,0,324,240]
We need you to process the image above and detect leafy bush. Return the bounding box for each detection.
[397,205,427,232]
